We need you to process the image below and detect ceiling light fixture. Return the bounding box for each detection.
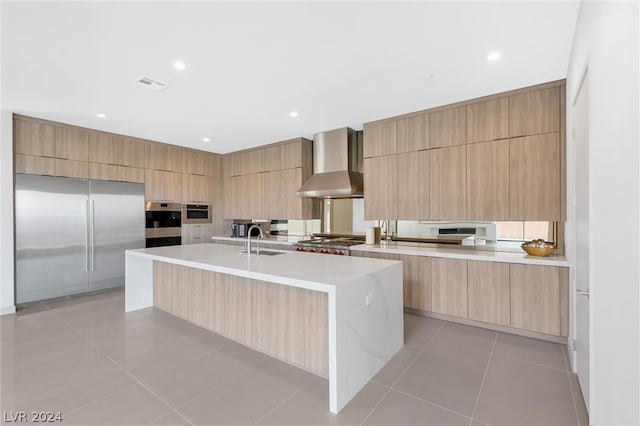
[203,137,211,142]
[289,111,299,118]
[173,62,186,70]
[487,51,501,61]
[96,113,106,118]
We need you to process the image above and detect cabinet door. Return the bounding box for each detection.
[363,121,397,158]
[14,119,55,157]
[145,143,182,172]
[510,264,560,335]
[398,113,429,153]
[118,137,145,168]
[397,151,429,220]
[263,146,282,172]
[261,170,278,218]
[89,163,120,181]
[120,166,144,183]
[144,170,181,201]
[510,87,560,137]
[363,155,397,220]
[15,154,55,176]
[222,177,235,219]
[222,155,235,177]
[431,258,468,318]
[467,139,509,220]
[281,141,302,169]
[509,133,560,220]
[430,145,466,220]
[399,254,431,311]
[467,98,509,144]
[89,132,118,165]
[429,106,466,148]
[55,127,89,161]
[55,159,89,179]
[182,174,211,203]
[206,153,220,177]
[182,150,207,175]
[468,261,510,326]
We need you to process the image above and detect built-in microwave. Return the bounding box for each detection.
[182,204,212,224]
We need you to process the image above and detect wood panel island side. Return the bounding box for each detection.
[125,243,403,414]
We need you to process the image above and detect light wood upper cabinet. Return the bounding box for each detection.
[397,151,429,220]
[466,98,509,144]
[222,177,234,219]
[363,121,397,158]
[398,113,429,153]
[510,264,560,335]
[89,163,120,181]
[182,173,214,203]
[55,159,89,179]
[15,154,55,176]
[364,154,397,220]
[263,146,281,172]
[118,137,145,168]
[400,254,431,311]
[510,87,560,137]
[89,132,118,165]
[120,166,144,183]
[468,260,510,326]
[222,156,234,177]
[264,142,302,171]
[430,145,466,220]
[55,127,89,161]
[431,258,468,318]
[206,153,220,177]
[466,139,509,220]
[144,169,181,201]
[145,143,182,172]
[429,106,466,148]
[14,119,55,157]
[234,150,264,175]
[181,150,207,175]
[509,132,560,220]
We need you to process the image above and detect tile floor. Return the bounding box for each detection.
[1,290,589,425]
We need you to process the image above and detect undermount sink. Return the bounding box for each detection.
[240,249,285,256]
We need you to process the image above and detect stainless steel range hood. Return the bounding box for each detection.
[296,127,363,198]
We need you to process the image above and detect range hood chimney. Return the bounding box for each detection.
[296,128,363,198]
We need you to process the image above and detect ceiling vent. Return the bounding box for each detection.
[135,76,168,91]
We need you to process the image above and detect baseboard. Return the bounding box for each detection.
[0,305,16,315]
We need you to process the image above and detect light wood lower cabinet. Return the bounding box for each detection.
[510,264,560,335]
[144,169,181,201]
[400,254,431,311]
[182,224,215,245]
[431,258,468,318]
[15,154,55,176]
[468,260,510,326]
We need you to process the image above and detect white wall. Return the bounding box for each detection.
[566,1,639,424]
[0,110,15,314]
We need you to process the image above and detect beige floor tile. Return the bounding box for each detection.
[403,314,444,350]
[116,334,218,380]
[1,346,116,400]
[178,360,309,425]
[149,411,194,425]
[433,322,497,354]
[569,372,589,426]
[363,389,470,425]
[474,355,578,426]
[251,356,317,388]
[94,324,186,360]
[493,332,567,370]
[1,332,91,371]
[394,342,491,416]
[144,343,262,406]
[257,377,388,426]
[62,384,172,425]
[1,364,134,415]
[372,346,420,387]
[42,289,123,311]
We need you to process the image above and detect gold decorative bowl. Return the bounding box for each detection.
[521,240,557,257]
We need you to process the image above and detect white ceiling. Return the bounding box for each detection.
[1,1,580,154]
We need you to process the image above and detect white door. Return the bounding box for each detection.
[573,69,590,412]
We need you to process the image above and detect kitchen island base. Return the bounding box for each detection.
[125,244,403,413]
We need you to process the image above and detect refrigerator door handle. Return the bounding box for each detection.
[86,199,90,271]
[91,200,96,271]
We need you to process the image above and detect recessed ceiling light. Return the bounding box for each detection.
[203,137,211,142]
[174,62,186,70]
[289,111,299,118]
[96,113,106,118]
[487,51,501,61]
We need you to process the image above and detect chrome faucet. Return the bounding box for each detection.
[246,224,264,255]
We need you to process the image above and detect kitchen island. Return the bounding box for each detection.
[125,243,403,414]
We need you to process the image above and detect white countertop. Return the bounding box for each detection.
[128,243,401,293]
[351,242,569,267]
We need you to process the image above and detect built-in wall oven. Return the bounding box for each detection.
[145,202,181,247]
[182,204,212,224]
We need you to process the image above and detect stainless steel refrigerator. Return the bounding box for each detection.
[15,174,145,304]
